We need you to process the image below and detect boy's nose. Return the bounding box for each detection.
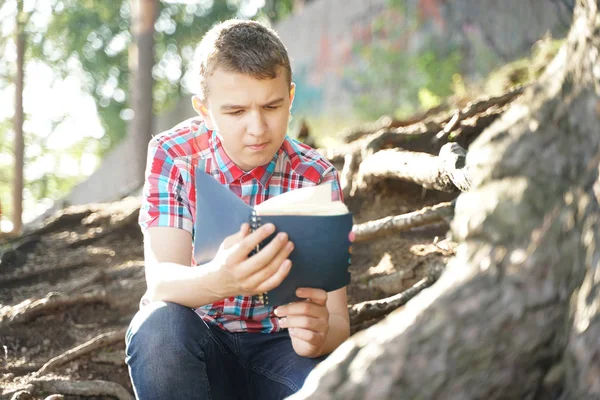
[247,111,267,137]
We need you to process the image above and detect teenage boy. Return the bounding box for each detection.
[125,19,350,400]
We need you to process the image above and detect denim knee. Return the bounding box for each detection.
[125,302,217,399]
[125,301,209,369]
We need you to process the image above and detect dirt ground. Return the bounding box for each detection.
[0,175,457,399]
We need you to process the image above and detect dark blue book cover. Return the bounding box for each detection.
[193,170,353,307]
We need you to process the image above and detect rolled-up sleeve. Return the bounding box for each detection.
[138,138,194,234]
[320,167,343,202]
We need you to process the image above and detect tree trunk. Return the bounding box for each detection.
[130,0,157,183]
[12,0,26,235]
[291,0,600,399]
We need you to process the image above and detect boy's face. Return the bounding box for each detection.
[193,67,295,171]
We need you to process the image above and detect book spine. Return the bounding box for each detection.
[250,209,268,305]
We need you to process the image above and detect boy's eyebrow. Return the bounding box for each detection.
[220,97,285,111]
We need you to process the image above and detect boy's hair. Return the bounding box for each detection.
[195,19,292,102]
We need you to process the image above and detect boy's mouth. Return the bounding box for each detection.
[247,142,269,151]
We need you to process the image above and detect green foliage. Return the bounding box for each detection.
[347,34,463,121]
[258,0,295,24]
[483,36,563,95]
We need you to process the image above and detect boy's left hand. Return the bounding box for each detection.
[275,287,329,358]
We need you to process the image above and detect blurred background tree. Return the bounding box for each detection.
[0,0,295,234]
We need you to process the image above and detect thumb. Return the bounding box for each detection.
[222,223,250,250]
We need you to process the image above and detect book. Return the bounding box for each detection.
[193,170,353,307]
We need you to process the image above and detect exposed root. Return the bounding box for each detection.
[34,328,127,377]
[349,262,445,326]
[353,201,454,243]
[0,290,108,330]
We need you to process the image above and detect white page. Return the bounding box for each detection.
[255,182,348,215]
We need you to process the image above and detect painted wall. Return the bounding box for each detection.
[275,0,572,119]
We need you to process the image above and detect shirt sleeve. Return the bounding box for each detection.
[138,137,194,234]
[320,166,344,202]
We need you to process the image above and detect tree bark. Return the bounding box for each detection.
[290,1,600,399]
[130,0,157,183]
[12,0,26,235]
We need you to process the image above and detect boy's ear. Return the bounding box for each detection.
[289,83,296,110]
[192,95,214,130]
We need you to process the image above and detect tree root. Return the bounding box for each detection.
[349,262,444,327]
[26,208,96,237]
[353,201,454,243]
[0,236,41,272]
[5,378,133,400]
[341,104,449,143]
[0,261,92,289]
[0,290,108,330]
[355,142,470,193]
[324,85,524,165]
[340,151,363,199]
[65,207,139,248]
[34,328,127,377]
[358,259,424,295]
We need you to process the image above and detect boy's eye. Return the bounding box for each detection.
[265,105,279,110]
[227,110,244,116]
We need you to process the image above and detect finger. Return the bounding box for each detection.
[245,240,294,289]
[254,258,292,294]
[288,327,325,344]
[275,301,327,319]
[239,231,290,277]
[228,223,277,264]
[222,223,251,250]
[279,315,324,332]
[295,288,328,306]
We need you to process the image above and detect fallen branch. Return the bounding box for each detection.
[355,142,471,193]
[349,263,445,326]
[35,328,127,377]
[0,290,108,330]
[28,379,132,400]
[353,201,454,243]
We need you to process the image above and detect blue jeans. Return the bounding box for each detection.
[125,302,325,400]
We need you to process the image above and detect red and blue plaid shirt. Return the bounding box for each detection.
[138,117,343,333]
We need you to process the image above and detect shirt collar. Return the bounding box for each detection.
[209,130,279,187]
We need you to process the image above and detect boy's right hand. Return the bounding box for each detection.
[212,222,294,299]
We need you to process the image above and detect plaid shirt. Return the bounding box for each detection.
[138,117,343,333]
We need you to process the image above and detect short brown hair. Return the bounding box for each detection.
[195,19,292,101]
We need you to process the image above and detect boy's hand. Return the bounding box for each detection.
[213,223,294,298]
[275,288,329,358]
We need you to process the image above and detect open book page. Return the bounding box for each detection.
[255,182,349,216]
